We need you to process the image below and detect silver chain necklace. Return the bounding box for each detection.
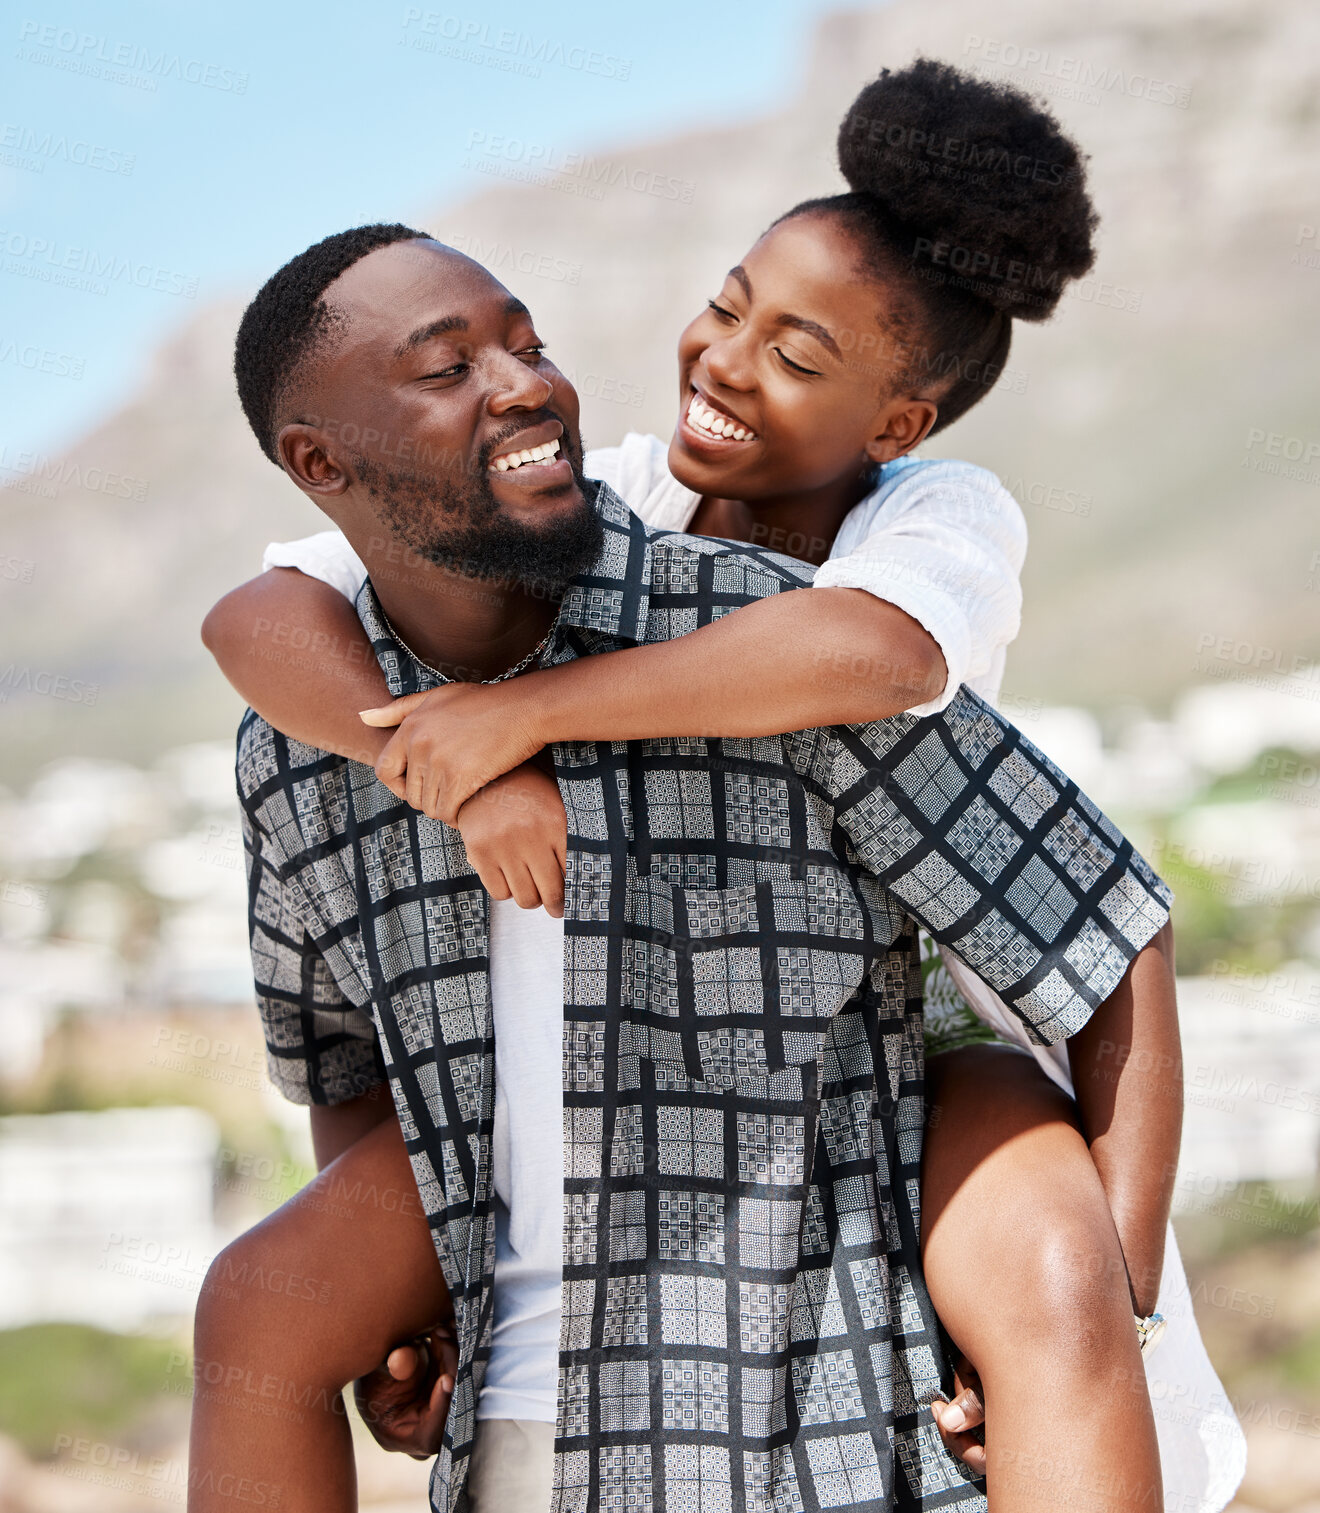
[376,604,555,686]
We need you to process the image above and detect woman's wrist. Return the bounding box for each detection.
[1110,1202,1166,1317]
[503,665,565,749]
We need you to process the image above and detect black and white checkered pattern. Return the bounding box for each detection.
[239,484,1171,1513]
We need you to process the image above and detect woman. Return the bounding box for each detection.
[199,59,1243,1510]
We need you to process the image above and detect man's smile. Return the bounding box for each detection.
[486,418,574,489]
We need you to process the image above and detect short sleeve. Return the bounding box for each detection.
[813,459,1027,715]
[263,529,367,604]
[812,689,1173,1046]
[243,809,385,1105]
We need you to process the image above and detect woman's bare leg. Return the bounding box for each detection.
[189,1114,450,1513]
[922,1045,1161,1513]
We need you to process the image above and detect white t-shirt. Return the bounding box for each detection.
[478,897,564,1424]
[263,434,1246,1503]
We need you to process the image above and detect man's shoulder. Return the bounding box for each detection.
[236,709,348,815]
[236,709,279,807]
[641,523,816,613]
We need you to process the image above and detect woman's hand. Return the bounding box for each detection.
[362,681,544,824]
[454,763,567,917]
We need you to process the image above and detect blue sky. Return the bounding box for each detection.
[0,0,848,458]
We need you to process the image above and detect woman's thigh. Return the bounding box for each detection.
[921,1044,1137,1370]
[201,1112,450,1388]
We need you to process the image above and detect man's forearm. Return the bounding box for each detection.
[309,1083,399,1170]
[1067,923,1182,1315]
[521,587,946,743]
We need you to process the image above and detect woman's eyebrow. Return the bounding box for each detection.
[776,313,841,359]
[725,264,841,359]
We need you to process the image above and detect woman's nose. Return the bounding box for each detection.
[702,334,751,392]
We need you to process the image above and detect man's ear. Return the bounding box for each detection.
[863,397,939,467]
[277,423,351,499]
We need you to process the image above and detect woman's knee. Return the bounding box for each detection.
[1011,1202,1135,1351]
[194,1225,274,1366]
[193,1198,356,1394]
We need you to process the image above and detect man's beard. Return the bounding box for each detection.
[353,428,602,599]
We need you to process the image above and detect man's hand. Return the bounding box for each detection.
[455,763,567,917]
[361,682,543,824]
[930,1351,986,1478]
[354,1323,459,1460]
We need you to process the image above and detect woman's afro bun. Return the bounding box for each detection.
[837,57,1098,320]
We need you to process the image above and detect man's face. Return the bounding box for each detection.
[287,239,598,590]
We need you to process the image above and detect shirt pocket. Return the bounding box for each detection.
[620,870,870,1091]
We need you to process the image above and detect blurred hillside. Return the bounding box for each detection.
[2,0,1319,781]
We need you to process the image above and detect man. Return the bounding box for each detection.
[210,225,1176,1512]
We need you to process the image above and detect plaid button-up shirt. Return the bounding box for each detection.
[239,483,1171,1513]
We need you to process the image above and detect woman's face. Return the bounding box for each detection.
[669,213,932,503]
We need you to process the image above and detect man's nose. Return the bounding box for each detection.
[487,352,555,413]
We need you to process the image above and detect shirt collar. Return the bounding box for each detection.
[555,479,653,642]
[356,479,653,699]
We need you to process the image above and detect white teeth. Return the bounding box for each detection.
[491,436,562,471]
[687,393,754,441]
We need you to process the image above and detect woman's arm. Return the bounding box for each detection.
[202,568,391,766]
[1066,922,1183,1315]
[205,567,570,912]
[309,1084,399,1170]
[369,587,947,823]
[535,586,947,734]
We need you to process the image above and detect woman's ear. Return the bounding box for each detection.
[278,423,351,498]
[863,397,939,466]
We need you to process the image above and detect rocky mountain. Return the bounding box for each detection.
[3,0,1318,780]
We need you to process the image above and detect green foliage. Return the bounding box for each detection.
[1275,1325,1320,1392]
[1150,810,1318,976]
[0,1323,185,1459]
[1175,1180,1320,1262]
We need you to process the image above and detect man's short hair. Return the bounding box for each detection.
[234,223,430,464]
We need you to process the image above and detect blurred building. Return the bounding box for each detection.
[0,1106,221,1330]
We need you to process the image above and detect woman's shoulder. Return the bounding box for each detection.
[876,452,1017,503]
[840,453,1028,557]
[262,529,367,601]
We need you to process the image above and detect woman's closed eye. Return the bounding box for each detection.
[706,299,738,322]
[774,348,821,377]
